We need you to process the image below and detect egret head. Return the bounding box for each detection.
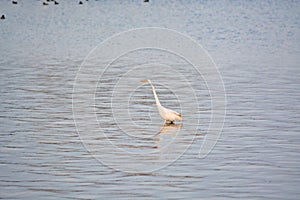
[140,79,149,83]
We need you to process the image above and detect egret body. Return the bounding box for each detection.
[141,79,183,124]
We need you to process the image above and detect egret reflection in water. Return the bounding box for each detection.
[155,124,183,149]
[158,123,183,135]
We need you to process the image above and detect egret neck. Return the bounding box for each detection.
[148,81,161,107]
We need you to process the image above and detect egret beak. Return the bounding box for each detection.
[140,79,148,83]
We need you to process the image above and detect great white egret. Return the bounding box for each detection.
[141,79,183,124]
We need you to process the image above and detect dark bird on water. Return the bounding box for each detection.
[1,15,5,20]
[79,1,83,4]
[43,2,49,5]
[12,1,18,4]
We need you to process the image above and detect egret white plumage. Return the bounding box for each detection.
[141,79,183,124]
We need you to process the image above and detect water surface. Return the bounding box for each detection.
[0,0,299,199]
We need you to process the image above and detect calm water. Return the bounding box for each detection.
[1,0,300,199]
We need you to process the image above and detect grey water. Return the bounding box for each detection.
[1,0,300,199]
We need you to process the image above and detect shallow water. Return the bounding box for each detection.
[1,0,300,199]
